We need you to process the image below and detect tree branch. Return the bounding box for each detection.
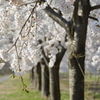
[73,0,79,24]
[40,47,49,64]
[90,5,100,11]
[44,5,71,37]
[57,47,66,64]
[88,16,98,21]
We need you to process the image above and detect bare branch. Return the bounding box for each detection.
[57,46,66,65]
[75,58,84,77]
[44,5,70,35]
[41,47,49,63]
[19,1,37,7]
[89,16,98,21]
[19,41,27,55]
[73,0,79,24]
[6,37,19,52]
[25,15,33,37]
[19,2,38,36]
[90,5,100,11]
[15,44,21,71]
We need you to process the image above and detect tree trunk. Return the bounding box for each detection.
[49,65,60,100]
[36,63,41,91]
[30,67,34,82]
[68,22,87,100]
[41,59,49,97]
[68,23,86,100]
[68,48,85,100]
[68,1,90,100]
[33,66,37,88]
[34,63,41,91]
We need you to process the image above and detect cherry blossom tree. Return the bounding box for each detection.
[0,0,100,100]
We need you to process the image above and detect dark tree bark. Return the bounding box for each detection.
[40,39,66,100]
[36,62,41,91]
[30,67,34,82]
[49,46,66,100]
[68,1,91,100]
[49,64,60,100]
[34,62,41,91]
[33,66,37,88]
[41,58,50,97]
[40,46,50,98]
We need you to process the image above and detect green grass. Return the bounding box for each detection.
[0,75,7,77]
[60,78,69,100]
[85,75,99,82]
[85,74,100,100]
[60,72,100,100]
[61,92,69,100]
[0,73,70,100]
[0,91,44,100]
[0,74,44,100]
[85,90,100,100]
[0,73,100,100]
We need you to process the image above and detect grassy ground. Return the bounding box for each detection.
[0,74,44,100]
[85,74,100,100]
[60,78,69,100]
[0,73,100,100]
[0,74,69,100]
[0,75,6,77]
[60,72,100,100]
